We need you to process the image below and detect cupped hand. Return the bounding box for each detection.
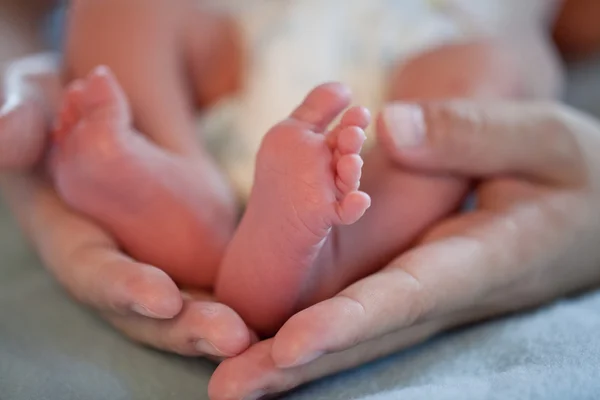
[0,53,253,359]
[209,101,600,399]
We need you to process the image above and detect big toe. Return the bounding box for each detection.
[290,82,352,132]
[79,66,130,123]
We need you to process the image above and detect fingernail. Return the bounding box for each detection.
[383,104,425,148]
[180,290,194,301]
[130,297,181,319]
[283,350,324,368]
[195,339,230,357]
[131,303,166,319]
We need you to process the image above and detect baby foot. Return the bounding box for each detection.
[216,83,370,336]
[51,66,237,288]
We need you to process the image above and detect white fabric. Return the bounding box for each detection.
[201,0,560,199]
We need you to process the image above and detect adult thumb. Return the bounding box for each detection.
[376,101,588,186]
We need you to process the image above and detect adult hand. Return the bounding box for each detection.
[0,53,252,359]
[208,100,600,399]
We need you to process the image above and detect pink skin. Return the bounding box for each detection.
[216,66,494,337]
[48,40,531,345]
[215,90,468,337]
[215,41,529,339]
[50,67,236,288]
[215,83,372,336]
[64,0,243,155]
[208,41,559,399]
[0,55,254,361]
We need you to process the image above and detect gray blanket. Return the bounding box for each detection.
[1,210,600,400]
[1,51,600,400]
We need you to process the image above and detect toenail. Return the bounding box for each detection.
[92,65,111,77]
[195,339,229,357]
[383,104,425,148]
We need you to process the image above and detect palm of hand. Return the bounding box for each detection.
[207,104,600,400]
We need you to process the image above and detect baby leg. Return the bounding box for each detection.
[185,8,244,108]
[65,0,199,154]
[65,0,242,154]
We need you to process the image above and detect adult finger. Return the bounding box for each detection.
[209,319,451,400]
[1,172,182,318]
[0,53,62,169]
[269,245,446,368]
[271,203,568,368]
[106,292,255,358]
[376,101,594,186]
